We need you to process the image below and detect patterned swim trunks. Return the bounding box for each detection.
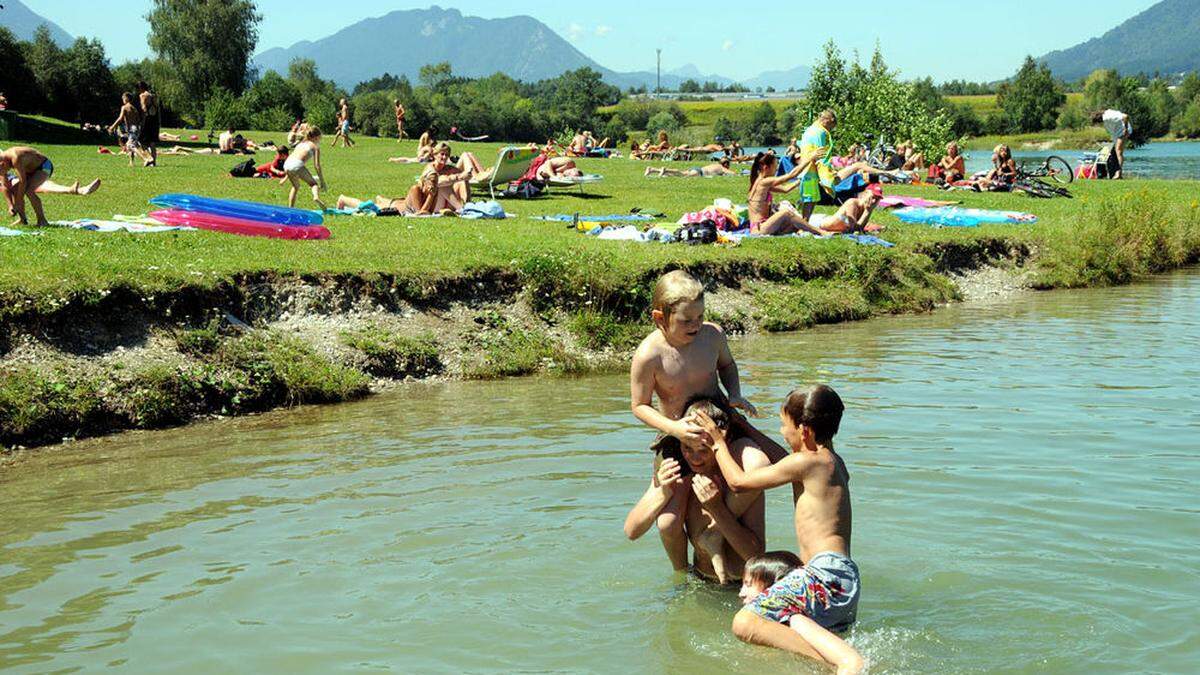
[745,551,860,632]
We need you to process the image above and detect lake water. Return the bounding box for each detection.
[2,271,1198,673]
[962,141,1200,180]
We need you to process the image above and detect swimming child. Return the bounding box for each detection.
[695,384,860,660]
[740,551,865,674]
[630,270,788,572]
[283,126,326,209]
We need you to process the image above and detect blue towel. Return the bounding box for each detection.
[840,233,894,247]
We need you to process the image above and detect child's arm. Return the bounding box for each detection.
[691,475,764,561]
[714,329,757,416]
[696,411,805,492]
[790,615,865,675]
[630,347,704,442]
[623,458,684,540]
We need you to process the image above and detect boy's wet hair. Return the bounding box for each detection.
[782,384,845,445]
[683,396,729,430]
[652,270,704,318]
[745,550,803,587]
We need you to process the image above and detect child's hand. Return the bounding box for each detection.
[657,458,683,491]
[728,395,759,417]
[691,474,721,510]
[671,418,705,444]
[692,410,727,446]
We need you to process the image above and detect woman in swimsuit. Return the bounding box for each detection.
[420,142,473,214]
[746,152,829,236]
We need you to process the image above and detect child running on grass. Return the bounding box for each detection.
[630,270,788,572]
[283,126,326,209]
[739,552,864,674]
[695,384,860,665]
[1,146,101,227]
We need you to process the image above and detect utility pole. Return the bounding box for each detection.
[656,49,661,97]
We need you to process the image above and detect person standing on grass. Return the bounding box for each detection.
[1,146,102,227]
[331,98,355,148]
[108,93,151,167]
[283,126,326,210]
[394,100,406,141]
[1094,109,1131,179]
[136,81,160,167]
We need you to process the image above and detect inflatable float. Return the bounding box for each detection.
[149,209,331,240]
[891,207,1038,227]
[149,193,324,226]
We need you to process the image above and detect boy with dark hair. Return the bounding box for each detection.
[695,384,859,663]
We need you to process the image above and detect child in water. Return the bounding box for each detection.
[283,126,326,209]
[740,552,865,675]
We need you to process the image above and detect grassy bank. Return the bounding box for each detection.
[2,119,1198,450]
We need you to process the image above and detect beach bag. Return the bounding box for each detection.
[502,179,545,199]
[229,159,256,178]
[1095,144,1119,179]
[673,219,719,245]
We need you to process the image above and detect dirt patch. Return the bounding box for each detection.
[952,266,1033,302]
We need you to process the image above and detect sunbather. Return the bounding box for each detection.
[537,156,583,179]
[337,172,439,215]
[420,142,473,213]
[389,130,435,163]
[812,191,882,234]
[929,142,965,184]
[644,158,735,178]
[748,151,829,236]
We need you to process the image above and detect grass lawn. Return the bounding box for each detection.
[2,118,1198,308]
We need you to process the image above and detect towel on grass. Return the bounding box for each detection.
[878,196,961,209]
[534,213,654,223]
[892,207,1037,227]
[0,226,37,236]
[460,201,507,219]
[52,219,194,233]
[723,229,894,247]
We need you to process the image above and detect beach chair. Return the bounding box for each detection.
[475,146,539,198]
[546,174,604,194]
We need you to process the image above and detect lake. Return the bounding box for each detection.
[1,270,1198,673]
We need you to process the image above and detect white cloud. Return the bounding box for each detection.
[567,23,585,41]
[722,40,734,52]
[595,25,612,37]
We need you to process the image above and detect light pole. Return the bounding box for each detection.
[656,49,661,96]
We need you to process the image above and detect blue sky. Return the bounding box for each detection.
[19,0,1159,82]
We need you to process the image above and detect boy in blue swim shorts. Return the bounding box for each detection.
[695,384,860,664]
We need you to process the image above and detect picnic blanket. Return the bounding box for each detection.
[892,207,1038,227]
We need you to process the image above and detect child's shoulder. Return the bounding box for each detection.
[699,321,728,341]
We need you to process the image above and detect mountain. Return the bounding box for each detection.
[0,0,74,45]
[253,5,749,92]
[1039,0,1200,81]
[742,65,811,92]
[667,64,735,86]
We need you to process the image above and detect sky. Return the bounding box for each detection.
[16,0,1161,82]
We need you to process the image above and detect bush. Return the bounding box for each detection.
[947,103,983,137]
[251,106,295,133]
[996,57,1064,133]
[646,110,681,135]
[1057,100,1090,131]
[1174,97,1200,138]
[351,91,396,137]
[203,87,249,130]
[983,109,1012,135]
[713,115,739,142]
[743,102,780,145]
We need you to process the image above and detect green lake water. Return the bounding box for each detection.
[2,271,1198,673]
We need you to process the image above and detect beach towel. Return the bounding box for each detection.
[0,226,36,236]
[52,219,194,233]
[892,207,1038,227]
[534,214,654,223]
[588,224,676,243]
[722,229,894,247]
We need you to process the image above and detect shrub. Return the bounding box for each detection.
[646,110,681,136]
[341,328,442,378]
[203,87,249,130]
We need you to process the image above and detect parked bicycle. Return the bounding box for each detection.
[862,133,902,171]
[1017,155,1074,184]
[1013,161,1073,199]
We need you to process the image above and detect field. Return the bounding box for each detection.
[2,116,1198,449]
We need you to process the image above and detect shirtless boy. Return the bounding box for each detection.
[934,142,965,184]
[624,398,770,583]
[630,270,788,571]
[1,146,101,226]
[696,384,860,664]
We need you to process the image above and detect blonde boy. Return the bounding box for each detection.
[283,126,326,209]
[629,270,787,571]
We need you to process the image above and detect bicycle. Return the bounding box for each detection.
[1018,155,1074,184]
[1012,165,1073,199]
[862,133,901,171]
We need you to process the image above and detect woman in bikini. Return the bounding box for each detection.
[420,142,473,214]
[746,152,829,236]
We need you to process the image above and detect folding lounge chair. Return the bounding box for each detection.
[546,173,604,194]
[475,146,539,199]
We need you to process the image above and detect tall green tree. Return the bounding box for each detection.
[147,0,262,119]
[996,56,1065,133]
[62,39,119,123]
[25,26,67,116]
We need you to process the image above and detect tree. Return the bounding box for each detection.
[24,26,66,116]
[646,110,681,135]
[996,56,1065,133]
[713,115,739,142]
[1173,96,1200,138]
[744,102,779,145]
[1175,73,1200,109]
[244,70,303,120]
[147,0,262,119]
[679,79,701,93]
[62,39,119,124]
[1143,79,1175,138]
[419,62,454,91]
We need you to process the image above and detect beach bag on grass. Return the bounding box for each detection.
[673,219,719,245]
[501,179,545,199]
[229,159,256,178]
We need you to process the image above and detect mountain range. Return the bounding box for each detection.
[252,6,810,91]
[0,0,74,46]
[1039,0,1200,81]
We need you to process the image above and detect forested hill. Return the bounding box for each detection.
[1040,0,1200,81]
[0,0,74,45]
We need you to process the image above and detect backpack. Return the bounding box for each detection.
[229,159,256,178]
[501,179,545,199]
[673,219,719,245]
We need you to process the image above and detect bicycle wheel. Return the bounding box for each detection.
[1044,155,1074,184]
